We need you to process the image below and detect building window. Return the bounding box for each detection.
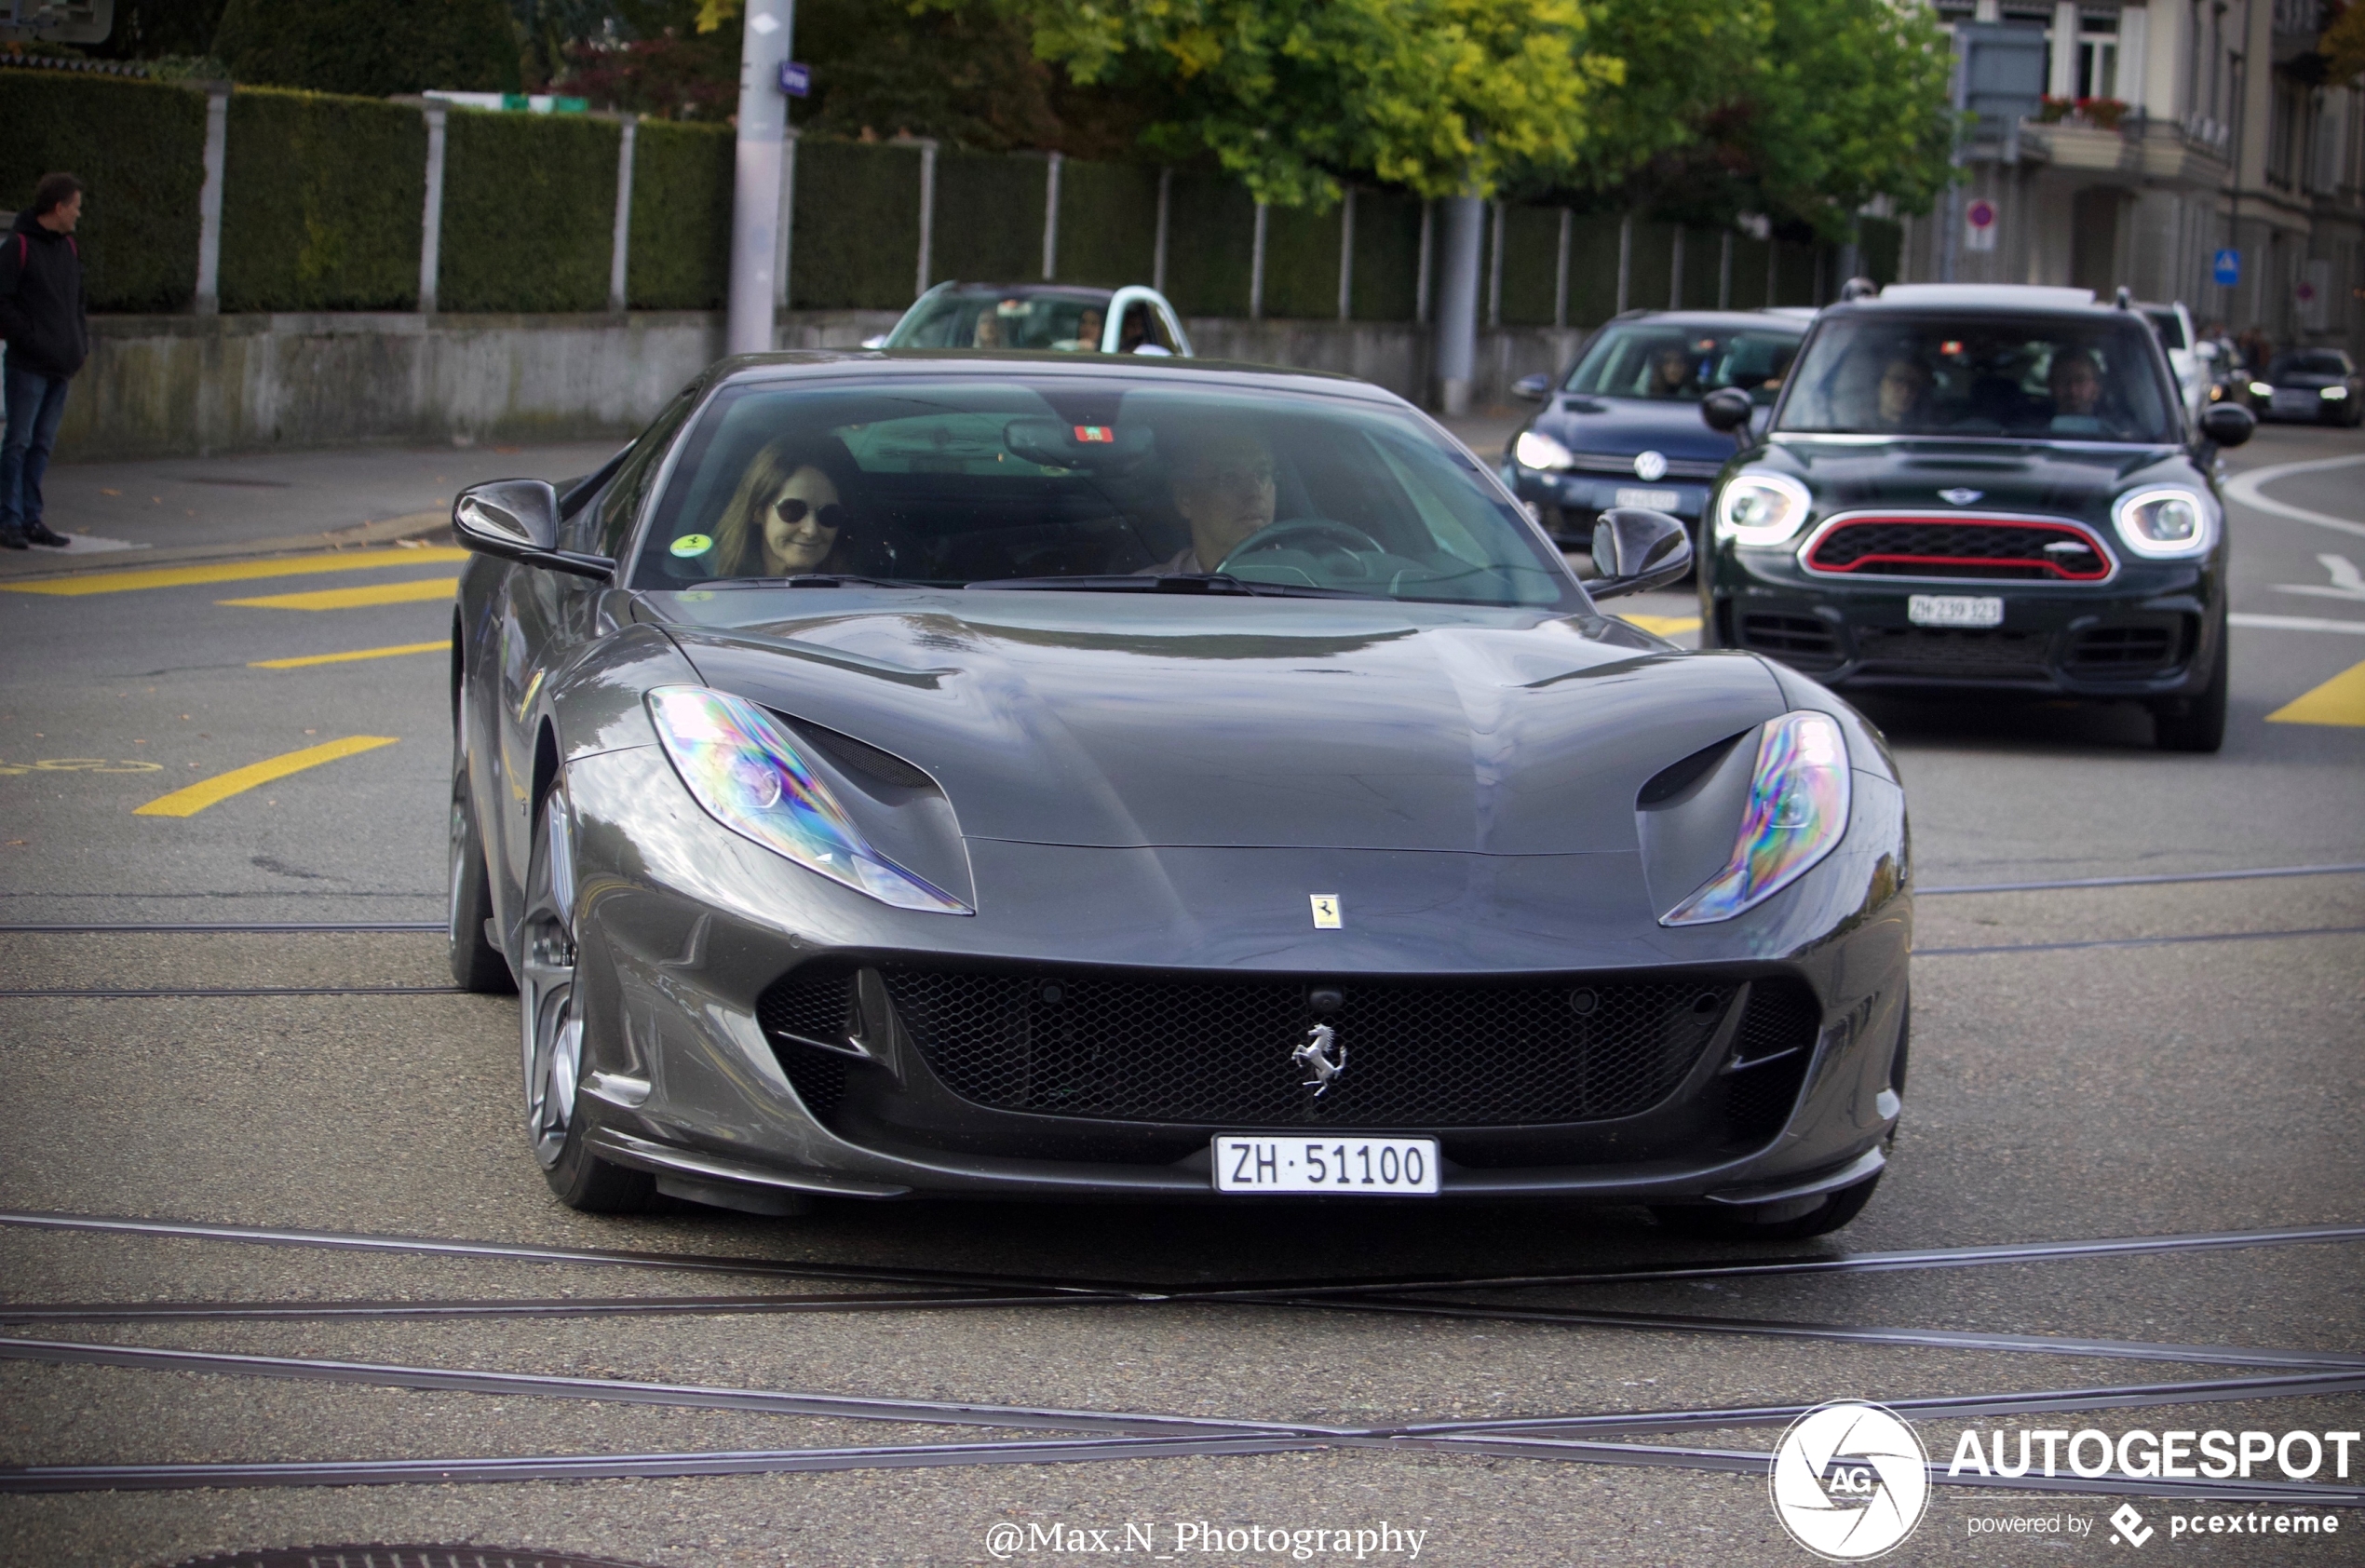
[2077,12,2119,100]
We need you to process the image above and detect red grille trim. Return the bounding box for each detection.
[1803,516,2115,583]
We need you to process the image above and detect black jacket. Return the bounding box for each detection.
[0,210,88,380]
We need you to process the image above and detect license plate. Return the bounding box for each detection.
[1907,593,2005,629]
[1613,487,1683,512]
[1212,1136,1440,1196]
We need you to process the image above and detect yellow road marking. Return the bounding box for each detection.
[250,640,446,669]
[2266,659,2365,727]
[1,547,467,596]
[1618,614,1703,636]
[133,736,399,818]
[222,577,457,611]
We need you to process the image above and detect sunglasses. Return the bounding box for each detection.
[771,497,847,530]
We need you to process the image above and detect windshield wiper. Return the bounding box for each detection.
[718,574,922,589]
[967,573,1383,600]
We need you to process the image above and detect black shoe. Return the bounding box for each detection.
[0,529,26,551]
[23,521,67,547]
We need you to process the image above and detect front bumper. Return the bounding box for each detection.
[1508,466,1710,539]
[1705,543,2223,699]
[551,745,1912,1206]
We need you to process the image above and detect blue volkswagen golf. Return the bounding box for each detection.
[1505,310,1807,546]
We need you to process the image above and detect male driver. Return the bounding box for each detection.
[1140,425,1275,574]
[0,172,86,549]
[2049,347,2104,420]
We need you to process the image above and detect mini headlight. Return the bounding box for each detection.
[1713,471,1814,547]
[1661,711,1851,926]
[2250,381,2274,399]
[647,686,969,913]
[1514,429,1577,472]
[2111,487,2217,560]
[2322,385,2349,399]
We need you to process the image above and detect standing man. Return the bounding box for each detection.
[0,173,87,550]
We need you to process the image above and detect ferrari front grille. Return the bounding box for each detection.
[1805,518,2112,582]
[876,967,1819,1129]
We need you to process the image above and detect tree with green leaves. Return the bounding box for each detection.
[213,0,522,97]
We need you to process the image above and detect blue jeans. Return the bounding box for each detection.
[1,358,72,534]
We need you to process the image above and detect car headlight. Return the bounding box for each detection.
[2322,385,2349,399]
[2250,381,2274,398]
[647,686,970,913]
[1661,711,1851,927]
[1712,471,1814,547]
[2111,487,2217,561]
[1514,429,1577,472]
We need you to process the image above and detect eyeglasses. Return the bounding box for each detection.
[772,497,847,530]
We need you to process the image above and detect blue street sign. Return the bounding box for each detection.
[778,61,811,98]
[2212,249,2241,288]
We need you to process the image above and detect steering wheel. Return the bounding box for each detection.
[1214,519,1385,577]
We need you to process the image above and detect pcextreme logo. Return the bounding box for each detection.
[1770,1401,1932,1561]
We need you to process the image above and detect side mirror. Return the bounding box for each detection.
[453,479,612,579]
[2197,402,2255,451]
[1588,507,1693,599]
[1511,372,1553,402]
[1701,386,1754,438]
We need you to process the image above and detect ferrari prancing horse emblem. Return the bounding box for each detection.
[1310,894,1343,928]
[1294,1022,1346,1095]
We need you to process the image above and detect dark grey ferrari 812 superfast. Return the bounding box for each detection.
[447,351,1911,1238]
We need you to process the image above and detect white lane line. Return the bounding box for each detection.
[2221,453,2365,540]
[2228,612,2365,634]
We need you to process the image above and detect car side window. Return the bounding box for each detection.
[580,390,699,557]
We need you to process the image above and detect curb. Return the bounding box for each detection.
[0,509,452,584]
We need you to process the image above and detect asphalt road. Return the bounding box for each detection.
[1,423,2360,1567]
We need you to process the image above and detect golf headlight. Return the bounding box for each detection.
[2323,385,2349,399]
[2250,381,2274,399]
[647,686,970,914]
[1661,711,1851,927]
[1514,430,1577,472]
[2111,487,2216,560]
[1713,471,1814,547]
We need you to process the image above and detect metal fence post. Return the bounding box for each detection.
[1553,209,1571,331]
[1415,200,1434,324]
[1042,151,1061,279]
[608,114,636,314]
[1615,214,1631,315]
[193,85,228,316]
[419,101,447,313]
[773,125,798,313]
[1250,199,1268,319]
[1718,229,1733,310]
[1486,200,1505,329]
[1337,187,1355,322]
[916,138,939,299]
[1669,226,1684,309]
[1153,168,1171,293]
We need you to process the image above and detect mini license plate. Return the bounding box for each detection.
[1613,487,1683,512]
[1212,1136,1441,1196]
[1907,593,2005,629]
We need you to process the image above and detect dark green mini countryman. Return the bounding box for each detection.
[1695,283,2257,751]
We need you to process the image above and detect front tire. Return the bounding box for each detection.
[520,778,652,1212]
[2154,635,2229,753]
[447,763,513,994]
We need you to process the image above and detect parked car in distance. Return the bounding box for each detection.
[1696,281,2254,752]
[2245,347,2365,426]
[1504,311,1806,547]
[868,283,1194,357]
[2137,299,2211,421]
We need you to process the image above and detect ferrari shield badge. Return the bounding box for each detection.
[1294,1023,1346,1095]
[1310,893,1343,928]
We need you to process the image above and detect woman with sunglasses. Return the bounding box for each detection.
[707,435,862,577]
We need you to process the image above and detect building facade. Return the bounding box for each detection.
[1899,0,2364,356]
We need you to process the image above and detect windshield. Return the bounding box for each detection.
[2270,351,2353,378]
[887,291,1113,350]
[1562,323,1803,404]
[630,377,1574,608]
[1777,314,2182,442]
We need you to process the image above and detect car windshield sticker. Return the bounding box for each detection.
[669,534,714,558]
[1074,426,1115,442]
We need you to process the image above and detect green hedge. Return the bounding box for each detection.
[1161,172,1253,318]
[1772,240,1818,306]
[0,72,206,311]
[791,139,922,310]
[1261,200,1340,319]
[1497,204,1561,327]
[1624,220,1676,314]
[1858,216,1902,287]
[1726,235,1772,311]
[220,87,424,313]
[1565,213,1621,326]
[1348,191,1421,322]
[439,107,616,313]
[628,119,732,310]
[931,149,1043,286]
[214,0,520,99]
[1055,159,1158,288]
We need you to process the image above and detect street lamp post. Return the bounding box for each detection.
[727,0,794,357]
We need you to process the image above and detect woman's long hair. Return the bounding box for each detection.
[708,434,863,576]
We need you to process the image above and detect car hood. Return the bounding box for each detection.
[1752,436,2196,522]
[654,591,1786,854]
[1529,396,1755,464]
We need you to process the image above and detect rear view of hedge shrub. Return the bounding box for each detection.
[439,108,616,313]
[214,0,520,98]
[791,140,922,311]
[628,119,732,310]
[1053,159,1157,289]
[220,87,425,313]
[0,71,205,311]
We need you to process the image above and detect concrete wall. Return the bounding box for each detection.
[60,309,1595,462]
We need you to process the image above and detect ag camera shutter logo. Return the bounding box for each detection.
[1769,1401,1930,1560]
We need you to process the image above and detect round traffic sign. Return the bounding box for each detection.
[1965,199,1997,230]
